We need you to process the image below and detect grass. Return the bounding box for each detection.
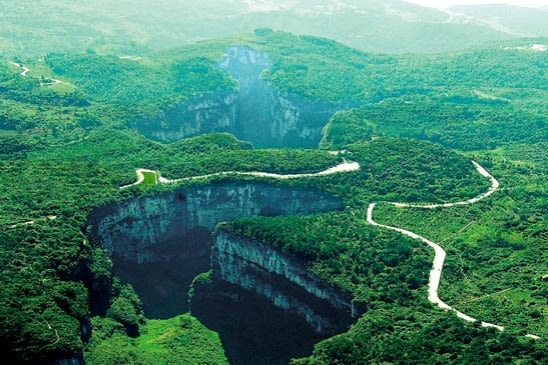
[136,315,228,365]
[85,314,229,365]
[42,82,78,94]
[142,171,157,186]
[12,59,79,94]
[372,153,547,337]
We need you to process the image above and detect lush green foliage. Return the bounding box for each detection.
[107,284,145,337]
[85,314,228,365]
[322,98,547,150]
[0,130,339,226]
[293,306,546,365]
[0,219,90,361]
[314,139,489,207]
[0,132,490,362]
[374,145,547,337]
[0,129,340,361]
[45,53,236,112]
[1,29,547,365]
[0,61,92,148]
[222,149,547,363]
[249,32,391,102]
[3,32,545,153]
[250,31,547,105]
[223,211,431,305]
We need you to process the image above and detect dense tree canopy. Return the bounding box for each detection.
[1,30,546,364]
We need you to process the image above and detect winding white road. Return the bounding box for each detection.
[9,61,30,76]
[119,169,158,189]
[116,158,540,339]
[8,215,58,229]
[8,61,71,86]
[120,159,360,189]
[367,161,540,338]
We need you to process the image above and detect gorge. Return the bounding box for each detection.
[88,181,357,364]
[133,46,351,147]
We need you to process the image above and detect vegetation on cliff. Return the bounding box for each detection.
[1,28,546,364]
[85,314,228,365]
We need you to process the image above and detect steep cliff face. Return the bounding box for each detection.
[132,46,350,147]
[132,91,238,143]
[88,181,344,319]
[219,46,345,148]
[211,229,356,335]
[89,181,344,264]
[87,181,354,362]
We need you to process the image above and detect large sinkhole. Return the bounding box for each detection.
[88,181,357,365]
[133,46,354,148]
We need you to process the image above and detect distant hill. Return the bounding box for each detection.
[449,4,548,37]
[0,0,522,56]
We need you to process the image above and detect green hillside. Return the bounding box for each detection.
[1,29,546,365]
[0,0,521,56]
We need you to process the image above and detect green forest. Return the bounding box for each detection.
[0,21,546,365]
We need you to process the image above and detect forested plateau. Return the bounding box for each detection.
[0,30,546,364]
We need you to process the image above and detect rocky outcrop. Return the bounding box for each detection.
[219,45,345,148]
[88,181,344,264]
[221,45,356,148]
[211,229,356,334]
[132,91,238,143]
[132,46,353,147]
[87,180,356,359]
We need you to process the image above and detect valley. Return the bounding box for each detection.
[0,9,546,365]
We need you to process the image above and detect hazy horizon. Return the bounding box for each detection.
[404,0,548,9]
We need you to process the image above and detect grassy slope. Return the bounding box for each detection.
[141,171,157,186]
[373,144,547,336]
[85,314,228,365]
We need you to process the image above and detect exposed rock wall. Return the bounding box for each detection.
[212,229,356,334]
[132,91,238,143]
[219,46,345,148]
[132,46,351,147]
[88,181,356,336]
[88,182,344,264]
